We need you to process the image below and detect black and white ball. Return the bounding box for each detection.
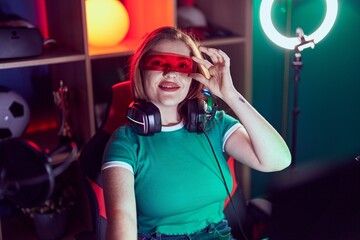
[0,88,30,140]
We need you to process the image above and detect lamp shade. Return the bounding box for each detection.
[86,0,130,47]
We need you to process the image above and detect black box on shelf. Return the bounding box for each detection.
[0,27,43,59]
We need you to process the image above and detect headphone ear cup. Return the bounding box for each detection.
[127,101,162,136]
[186,99,205,133]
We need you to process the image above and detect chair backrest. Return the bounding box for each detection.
[78,81,133,240]
[78,80,248,239]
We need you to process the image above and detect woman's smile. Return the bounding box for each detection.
[159,80,180,91]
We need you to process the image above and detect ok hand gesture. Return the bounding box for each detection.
[191,47,238,101]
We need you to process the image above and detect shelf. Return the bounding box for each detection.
[0,48,85,69]
[88,38,138,59]
[201,36,246,47]
[88,36,246,60]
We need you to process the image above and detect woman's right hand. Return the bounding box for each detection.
[191,46,239,102]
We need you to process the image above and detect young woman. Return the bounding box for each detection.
[102,27,291,240]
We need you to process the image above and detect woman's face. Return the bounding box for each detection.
[142,39,193,111]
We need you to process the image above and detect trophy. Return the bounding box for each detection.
[53,80,74,143]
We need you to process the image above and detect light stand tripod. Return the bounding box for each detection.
[290,28,315,168]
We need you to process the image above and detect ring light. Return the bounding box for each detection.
[259,0,338,167]
[260,0,338,50]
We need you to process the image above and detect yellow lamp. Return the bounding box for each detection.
[86,0,130,47]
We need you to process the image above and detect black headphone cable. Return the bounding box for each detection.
[201,128,249,240]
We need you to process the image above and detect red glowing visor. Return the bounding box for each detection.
[141,52,194,74]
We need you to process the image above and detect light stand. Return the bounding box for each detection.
[259,0,338,166]
[291,50,302,167]
[290,29,315,167]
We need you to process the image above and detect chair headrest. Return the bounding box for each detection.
[102,81,133,134]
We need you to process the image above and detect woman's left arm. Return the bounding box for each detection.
[223,93,291,172]
[191,47,291,172]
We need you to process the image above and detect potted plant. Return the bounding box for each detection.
[20,183,76,240]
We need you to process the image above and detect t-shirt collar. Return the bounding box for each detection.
[161,121,184,132]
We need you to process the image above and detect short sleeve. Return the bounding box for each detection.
[205,110,243,152]
[102,126,138,173]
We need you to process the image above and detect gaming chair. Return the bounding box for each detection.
[78,80,271,240]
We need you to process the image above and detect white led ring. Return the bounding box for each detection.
[259,0,338,49]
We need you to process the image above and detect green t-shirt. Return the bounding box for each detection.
[102,110,241,235]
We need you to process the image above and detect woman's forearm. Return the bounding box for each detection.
[106,210,137,240]
[224,91,292,171]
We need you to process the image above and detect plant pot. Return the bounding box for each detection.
[33,211,69,240]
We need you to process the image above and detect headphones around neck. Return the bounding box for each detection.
[127,90,218,136]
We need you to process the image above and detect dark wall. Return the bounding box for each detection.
[251,0,360,197]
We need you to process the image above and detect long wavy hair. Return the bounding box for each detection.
[128,26,210,121]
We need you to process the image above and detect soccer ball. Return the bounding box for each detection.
[0,88,30,140]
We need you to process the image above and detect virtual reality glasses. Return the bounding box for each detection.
[141,52,195,74]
